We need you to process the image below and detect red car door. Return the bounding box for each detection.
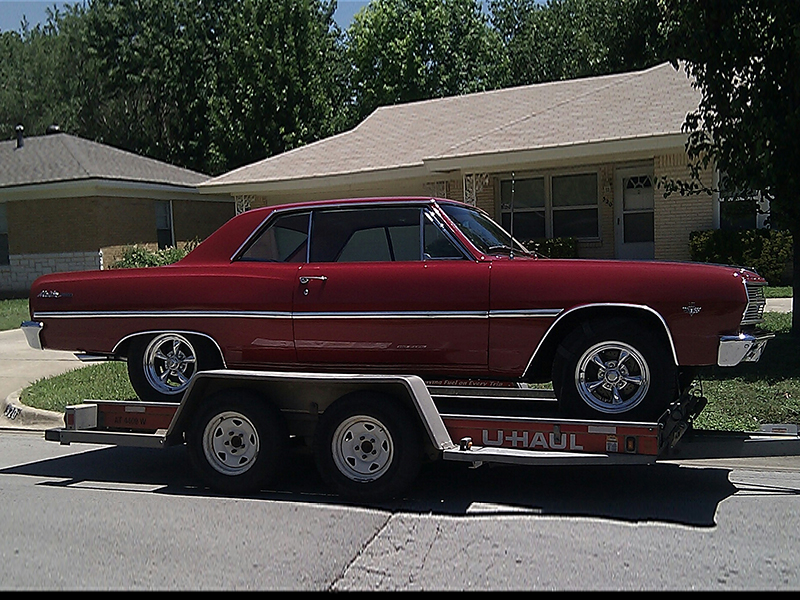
[292,205,490,374]
[293,260,489,372]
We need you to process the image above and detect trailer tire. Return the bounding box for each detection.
[314,394,423,502]
[552,317,677,422]
[187,390,287,494]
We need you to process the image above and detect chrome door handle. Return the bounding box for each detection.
[299,275,328,285]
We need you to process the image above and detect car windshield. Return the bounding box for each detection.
[439,204,531,256]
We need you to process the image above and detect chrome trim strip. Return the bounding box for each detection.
[34,309,565,320]
[489,309,563,318]
[521,303,680,378]
[34,310,293,319]
[293,311,488,319]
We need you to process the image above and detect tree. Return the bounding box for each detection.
[345,0,503,122]
[489,0,666,87]
[1,0,348,176]
[658,0,800,334]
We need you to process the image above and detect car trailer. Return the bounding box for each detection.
[43,370,800,501]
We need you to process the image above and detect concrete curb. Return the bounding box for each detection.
[1,388,64,430]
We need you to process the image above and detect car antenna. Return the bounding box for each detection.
[510,172,515,259]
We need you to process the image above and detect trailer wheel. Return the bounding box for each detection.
[314,395,423,501]
[552,317,677,421]
[187,390,287,494]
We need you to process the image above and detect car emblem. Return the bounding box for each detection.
[37,290,73,299]
[682,303,701,316]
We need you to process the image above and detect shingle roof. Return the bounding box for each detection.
[200,62,700,191]
[0,132,209,190]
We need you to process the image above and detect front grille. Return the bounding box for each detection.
[742,282,766,325]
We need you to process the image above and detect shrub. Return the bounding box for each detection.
[110,240,199,269]
[689,229,792,285]
[521,237,579,258]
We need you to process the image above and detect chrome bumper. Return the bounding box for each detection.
[717,331,774,367]
[21,321,43,350]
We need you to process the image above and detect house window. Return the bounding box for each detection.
[0,204,9,266]
[155,201,174,249]
[500,172,599,241]
[718,173,769,230]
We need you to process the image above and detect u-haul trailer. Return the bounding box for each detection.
[43,369,791,501]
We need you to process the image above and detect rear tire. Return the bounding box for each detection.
[187,390,288,494]
[552,318,677,421]
[314,394,423,501]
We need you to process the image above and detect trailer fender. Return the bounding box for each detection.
[164,369,456,451]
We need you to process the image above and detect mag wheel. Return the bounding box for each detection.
[127,333,216,402]
[314,394,423,502]
[552,318,677,421]
[187,390,287,494]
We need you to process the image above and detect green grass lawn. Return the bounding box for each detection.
[6,297,799,431]
[0,298,29,331]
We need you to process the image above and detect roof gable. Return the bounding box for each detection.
[201,62,700,190]
[0,133,209,190]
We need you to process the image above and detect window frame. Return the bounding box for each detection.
[499,169,601,242]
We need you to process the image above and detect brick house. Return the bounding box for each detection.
[199,62,734,261]
[0,130,234,295]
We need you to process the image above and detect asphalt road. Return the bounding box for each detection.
[1,430,799,590]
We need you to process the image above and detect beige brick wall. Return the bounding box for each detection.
[9,197,155,254]
[173,200,235,243]
[8,196,234,256]
[654,153,714,261]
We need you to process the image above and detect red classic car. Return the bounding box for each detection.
[23,197,772,421]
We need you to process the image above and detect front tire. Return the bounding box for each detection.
[314,394,423,501]
[187,390,288,494]
[552,318,677,421]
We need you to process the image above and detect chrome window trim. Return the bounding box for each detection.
[521,303,679,379]
[231,199,445,263]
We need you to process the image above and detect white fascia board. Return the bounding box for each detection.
[0,179,232,203]
[422,134,689,173]
[196,164,431,196]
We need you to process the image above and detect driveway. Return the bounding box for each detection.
[0,328,84,428]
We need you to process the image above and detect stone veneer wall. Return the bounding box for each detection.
[0,251,102,294]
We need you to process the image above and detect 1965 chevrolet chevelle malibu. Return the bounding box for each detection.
[23,197,772,421]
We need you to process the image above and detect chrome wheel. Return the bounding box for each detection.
[330,415,394,482]
[142,333,197,396]
[201,410,260,477]
[575,341,650,415]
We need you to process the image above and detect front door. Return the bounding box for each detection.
[615,167,655,260]
[292,205,490,373]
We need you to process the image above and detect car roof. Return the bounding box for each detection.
[179,196,473,265]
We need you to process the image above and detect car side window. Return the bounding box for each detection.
[310,207,422,263]
[424,210,467,260]
[239,212,309,262]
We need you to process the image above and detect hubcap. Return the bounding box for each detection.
[202,411,259,476]
[143,333,197,396]
[575,341,650,414]
[331,415,394,482]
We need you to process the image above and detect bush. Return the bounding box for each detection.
[110,240,199,269]
[689,229,792,285]
[521,237,579,258]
